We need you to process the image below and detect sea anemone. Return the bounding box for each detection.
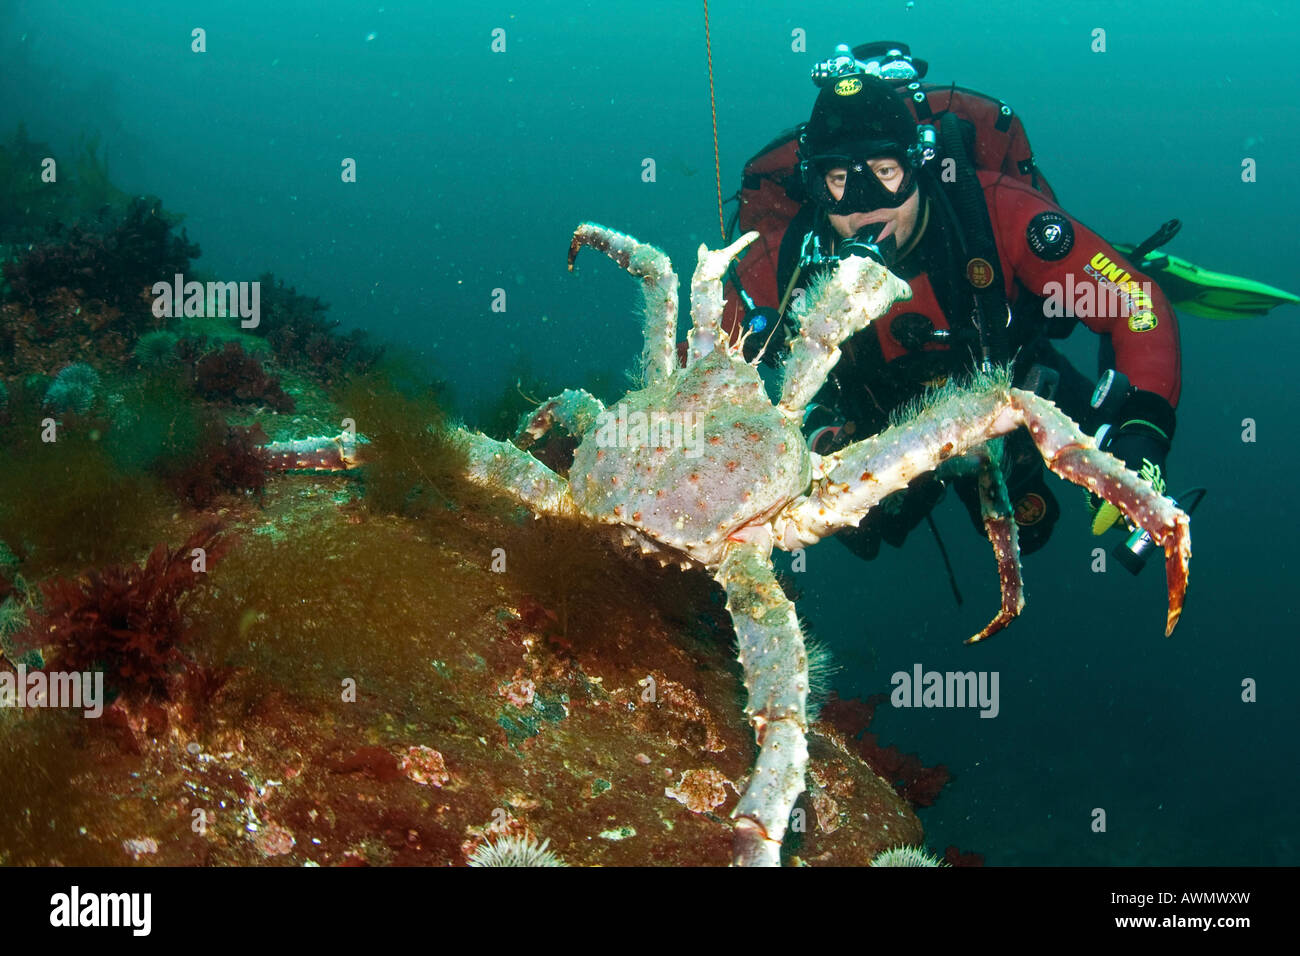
[466,834,567,867]
[870,845,948,867]
[43,362,100,414]
[133,331,178,370]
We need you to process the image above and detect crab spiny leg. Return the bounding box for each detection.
[568,222,678,388]
[716,539,809,867]
[969,443,1025,643]
[513,388,606,450]
[450,429,573,516]
[685,231,760,365]
[781,384,1022,544]
[263,432,366,472]
[775,382,1189,634]
[777,255,911,417]
[774,386,1006,547]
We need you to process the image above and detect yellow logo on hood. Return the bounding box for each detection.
[835,77,863,96]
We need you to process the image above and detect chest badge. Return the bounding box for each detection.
[1014,492,1047,526]
[966,257,995,289]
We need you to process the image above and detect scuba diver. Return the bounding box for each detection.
[720,42,1295,564]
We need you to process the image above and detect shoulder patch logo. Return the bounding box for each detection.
[1026,211,1074,261]
[1128,310,1158,332]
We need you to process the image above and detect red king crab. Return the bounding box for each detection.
[273,224,1192,866]
[447,223,1191,866]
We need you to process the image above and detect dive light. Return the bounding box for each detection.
[1114,487,1206,575]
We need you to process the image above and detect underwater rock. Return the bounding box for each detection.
[248,272,383,386]
[0,472,924,866]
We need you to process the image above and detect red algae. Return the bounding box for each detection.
[820,693,953,808]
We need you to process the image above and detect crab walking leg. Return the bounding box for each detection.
[777,255,912,417]
[568,222,679,388]
[776,385,1190,634]
[263,432,366,472]
[450,430,573,516]
[685,231,760,364]
[969,445,1026,643]
[926,441,1026,641]
[715,538,810,867]
[513,388,606,450]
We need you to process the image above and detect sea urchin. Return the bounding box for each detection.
[870,845,948,867]
[466,834,567,868]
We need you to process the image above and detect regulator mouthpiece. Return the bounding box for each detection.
[838,222,897,269]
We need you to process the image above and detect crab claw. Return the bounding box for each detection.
[1007,390,1190,637]
[695,231,761,285]
[1051,445,1190,636]
[687,231,761,363]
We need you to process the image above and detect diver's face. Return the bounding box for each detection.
[825,157,920,245]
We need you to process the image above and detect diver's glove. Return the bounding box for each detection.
[1089,389,1176,534]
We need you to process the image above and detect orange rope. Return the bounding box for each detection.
[703,0,724,241]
